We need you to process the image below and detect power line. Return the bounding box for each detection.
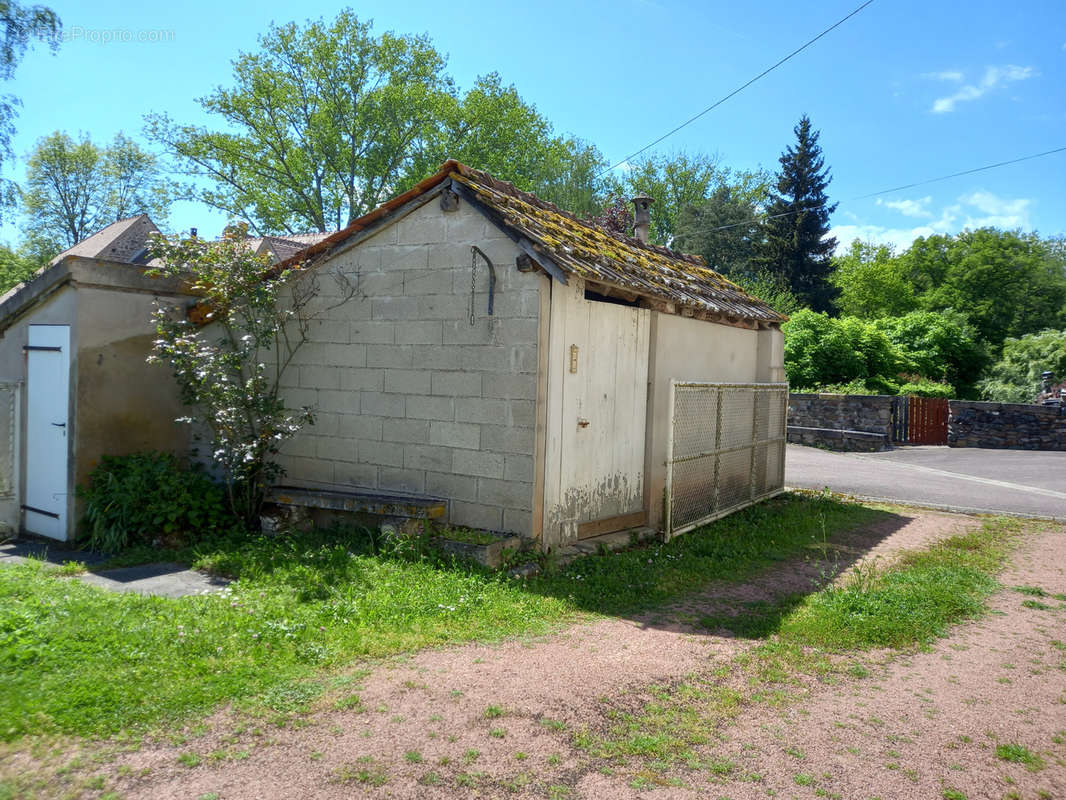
[850,145,1066,200]
[703,145,1066,233]
[595,0,876,179]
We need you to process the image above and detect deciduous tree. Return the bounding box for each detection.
[979,329,1066,403]
[21,131,172,257]
[149,11,606,234]
[831,240,917,318]
[0,1,61,219]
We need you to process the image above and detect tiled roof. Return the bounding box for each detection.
[48,214,159,266]
[247,232,335,264]
[281,161,785,326]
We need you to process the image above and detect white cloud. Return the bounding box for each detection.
[931,64,1036,113]
[923,69,964,82]
[958,190,1031,229]
[876,196,933,218]
[832,191,1033,252]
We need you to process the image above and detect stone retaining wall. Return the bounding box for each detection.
[786,426,889,452]
[948,400,1066,451]
[788,393,896,437]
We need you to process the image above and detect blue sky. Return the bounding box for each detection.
[6,0,1065,251]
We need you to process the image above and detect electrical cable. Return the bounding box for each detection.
[594,0,876,179]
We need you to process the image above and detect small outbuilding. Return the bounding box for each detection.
[0,216,197,539]
[0,216,339,541]
[272,161,789,550]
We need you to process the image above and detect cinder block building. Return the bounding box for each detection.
[271,161,788,550]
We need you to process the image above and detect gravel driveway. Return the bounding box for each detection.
[47,509,1064,800]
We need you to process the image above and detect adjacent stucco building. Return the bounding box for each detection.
[0,216,194,539]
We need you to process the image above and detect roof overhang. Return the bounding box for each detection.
[0,256,193,336]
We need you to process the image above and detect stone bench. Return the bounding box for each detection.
[787,426,889,452]
[264,485,447,534]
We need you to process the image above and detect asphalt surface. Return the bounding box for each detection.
[785,444,1066,519]
[0,540,229,597]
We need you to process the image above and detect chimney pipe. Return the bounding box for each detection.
[631,195,653,244]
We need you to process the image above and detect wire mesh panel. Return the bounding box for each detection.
[0,382,19,498]
[665,382,788,539]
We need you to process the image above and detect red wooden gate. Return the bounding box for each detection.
[907,396,949,445]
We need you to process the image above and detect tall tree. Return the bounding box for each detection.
[910,229,1066,349]
[673,178,769,275]
[0,1,61,220]
[147,11,452,234]
[20,131,172,257]
[758,115,838,312]
[831,240,917,318]
[403,72,608,217]
[606,152,723,246]
[149,11,605,234]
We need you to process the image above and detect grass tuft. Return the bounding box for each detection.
[995,743,1045,771]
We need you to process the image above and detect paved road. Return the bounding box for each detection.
[785,444,1066,519]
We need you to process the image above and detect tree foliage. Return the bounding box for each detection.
[873,311,987,399]
[21,131,172,257]
[979,329,1066,403]
[831,240,917,318]
[833,229,1066,353]
[907,229,1066,349]
[0,240,38,292]
[605,152,724,246]
[673,182,768,276]
[783,309,903,393]
[149,11,606,234]
[148,12,451,234]
[147,225,352,525]
[405,72,608,217]
[758,115,838,312]
[0,1,61,220]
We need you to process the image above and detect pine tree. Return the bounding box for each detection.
[758,115,838,312]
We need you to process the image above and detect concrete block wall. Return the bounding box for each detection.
[275,197,541,536]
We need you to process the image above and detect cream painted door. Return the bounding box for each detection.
[25,324,70,540]
[560,298,650,536]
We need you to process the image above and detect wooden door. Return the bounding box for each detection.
[907,396,949,445]
[25,324,70,539]
[559,298,650,538]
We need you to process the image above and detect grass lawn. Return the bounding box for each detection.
[0,491,879,742]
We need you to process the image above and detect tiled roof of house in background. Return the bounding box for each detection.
[247,231,335,264]
[48,214,160,266]
[282,161,786,327]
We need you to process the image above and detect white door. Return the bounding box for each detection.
[25,325,70,539]
[560,298,650,537]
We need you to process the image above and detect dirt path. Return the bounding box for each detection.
[28,511,1066,799]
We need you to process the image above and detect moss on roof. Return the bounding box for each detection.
[449,164,785,324]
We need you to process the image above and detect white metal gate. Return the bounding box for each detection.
[664,382,788,540]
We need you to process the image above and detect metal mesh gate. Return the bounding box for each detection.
[665,382,788,539]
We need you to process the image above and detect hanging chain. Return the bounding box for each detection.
[469,246,478,326]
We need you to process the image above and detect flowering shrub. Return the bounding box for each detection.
[148,224,352,526]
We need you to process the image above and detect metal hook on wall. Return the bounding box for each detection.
[469,245,496,325]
